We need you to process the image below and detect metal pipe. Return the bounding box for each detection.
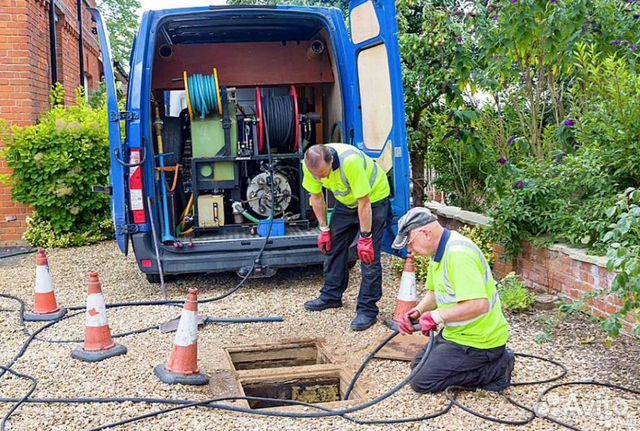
[49,0,58,84]
[77,0,85,90]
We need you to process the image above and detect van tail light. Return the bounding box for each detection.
[129,149,147,224]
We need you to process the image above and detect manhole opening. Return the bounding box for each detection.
[241,374,356,409]
[228,340,329,371]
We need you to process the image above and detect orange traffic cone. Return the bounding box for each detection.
[385,255,418,331]
[24,249,67,321]
[71,272,127,362]
[154,288,209,385]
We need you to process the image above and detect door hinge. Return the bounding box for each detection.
[110,111,140,122]
[117,224,140,235]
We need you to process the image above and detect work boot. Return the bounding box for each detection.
[304,297,343,312]
[350,314,377,331]
[481,348,515,392]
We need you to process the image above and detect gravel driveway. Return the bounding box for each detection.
[0,241,638,430]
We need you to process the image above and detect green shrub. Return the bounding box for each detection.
[0,87,112,247]
[24,213,114,248]
[497,272,536,313]
[391,255,430,283]
[459,225,495,268]
[487,45,640,258]
[601,188,640,337]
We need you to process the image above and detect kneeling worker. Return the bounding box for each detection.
[392,207,514,393]
[302,143,390,331]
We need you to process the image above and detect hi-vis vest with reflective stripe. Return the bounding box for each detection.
[427,231,509,349]
[330,145,379,199]
[302,143,390,207]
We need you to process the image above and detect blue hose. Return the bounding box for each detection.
[187,74,220,119]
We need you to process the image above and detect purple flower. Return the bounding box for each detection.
[507,136,517,146]
[492,15,500,22]
[631,45,638,52]
[498,156,508,165]
[612,40,622,46]
[564,119,576,127]
[550,0,557,3]
[511,0,517,3]
[457,37,464,44]
[513,180,526,190]
[634,14,640,19]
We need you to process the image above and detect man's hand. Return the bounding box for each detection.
[397,307,421,335]
[318,230,332,254]
[357,236,374,264]
[419,310,443,335]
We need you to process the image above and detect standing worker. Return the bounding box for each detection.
[392,207,514,393]
[302,143,390,331]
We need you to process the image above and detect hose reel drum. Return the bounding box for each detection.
[245,170,294,217]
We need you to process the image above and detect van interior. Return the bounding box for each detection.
[149,11,344,243]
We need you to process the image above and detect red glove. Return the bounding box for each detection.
[397,308,421,335]
[419,310,443,335]
[317,230,332,254]
[357,236,375,265]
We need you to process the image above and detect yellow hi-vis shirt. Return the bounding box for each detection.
[426,230,510,349]
[302,143,390,208]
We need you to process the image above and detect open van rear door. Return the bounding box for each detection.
[89,7,130,255]
[348,0,411,254]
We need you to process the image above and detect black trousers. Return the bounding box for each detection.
[319,199,389,318]
[409,332,510,393]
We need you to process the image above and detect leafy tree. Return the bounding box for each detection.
[96,0,141,67]
[397,0,473,205]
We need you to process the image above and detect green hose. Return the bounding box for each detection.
[240,210,261,224]
[187,73,220,119]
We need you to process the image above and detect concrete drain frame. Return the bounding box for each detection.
[222,339,365,410]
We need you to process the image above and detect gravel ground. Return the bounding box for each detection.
[0,241,639,431]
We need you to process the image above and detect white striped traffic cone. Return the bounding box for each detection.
[154,288,209,385]
[385,255,418,331]
[24,249,67,321]
[71,272,127,362]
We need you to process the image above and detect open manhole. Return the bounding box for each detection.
[222,339,364,409]
[226,339,330,371]
[240,371,359,409]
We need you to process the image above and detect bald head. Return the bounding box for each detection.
[304,145,332,170]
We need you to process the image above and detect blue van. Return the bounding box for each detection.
[90,1,410,282]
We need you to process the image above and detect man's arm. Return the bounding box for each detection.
[310,193,328,228]
[357,195,372,233]
[416,293,489,324]
[438,299,490,324]
[416,291,437,314]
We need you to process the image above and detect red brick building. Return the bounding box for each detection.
[0,0,104,244]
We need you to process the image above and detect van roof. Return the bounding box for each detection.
[148,7,337,45]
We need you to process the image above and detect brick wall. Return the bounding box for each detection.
[0,0,102,244]
[493,242,636,335]
[425,202,638,336]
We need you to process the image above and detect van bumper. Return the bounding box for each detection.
[130,232,356,275]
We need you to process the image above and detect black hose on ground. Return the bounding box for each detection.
[0,366,37,431]
[0,299,638,431]
[0,249,37,260]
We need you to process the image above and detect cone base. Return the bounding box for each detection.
[24,307,67,322]
[71,343,127,362]
[154,364,209,386]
